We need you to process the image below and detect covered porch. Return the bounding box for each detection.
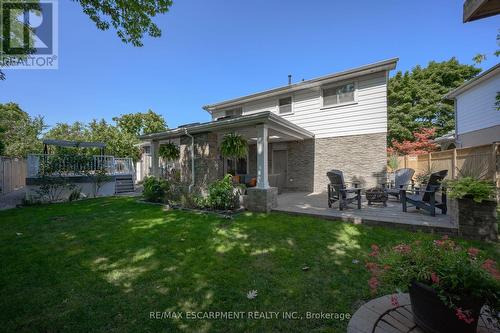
[142,112,315,211]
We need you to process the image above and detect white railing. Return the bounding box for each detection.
[27,154,134,177]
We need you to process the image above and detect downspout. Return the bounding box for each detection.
[184,129,195,192]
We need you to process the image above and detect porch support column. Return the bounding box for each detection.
[151,140,160,177]
[256,124,269,189]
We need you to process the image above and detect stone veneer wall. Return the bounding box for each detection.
[179,133,223,193]
[285,139,315,192]
[313,132,387,193]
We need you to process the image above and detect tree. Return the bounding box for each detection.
[0,103,46,157]
[388,128,439,155]
[1,0,173,79]
[113,109,167,136]
[0,126,5,155]
[388,58,480,146]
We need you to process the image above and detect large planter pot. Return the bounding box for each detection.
[409,281,483,333]
[453,198,498,241]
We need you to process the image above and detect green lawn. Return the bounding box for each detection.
[0,197,498,333]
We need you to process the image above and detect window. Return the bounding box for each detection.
[322,82,355,107]
[226,157,247,175]
[225,108,242,117]
[278,96,292,114]
[143,146,151,154]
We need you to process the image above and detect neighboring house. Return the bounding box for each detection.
[444,63,500,148]
[434,130,456,151]
[140,58,398,210]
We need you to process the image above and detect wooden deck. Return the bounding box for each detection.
[347,294,499,333]
[274,192,457,233]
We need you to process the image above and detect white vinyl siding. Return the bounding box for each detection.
[455,73,500,135]
[240,72,388,138]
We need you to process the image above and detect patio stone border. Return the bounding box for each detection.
[347,293,499,333]
[273,209,459,236]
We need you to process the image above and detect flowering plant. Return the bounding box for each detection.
[365,237,500,325]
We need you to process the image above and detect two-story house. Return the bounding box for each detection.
[444,63,500,148]
[140,58,398,211]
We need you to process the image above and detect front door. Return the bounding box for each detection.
[272,150,287,190]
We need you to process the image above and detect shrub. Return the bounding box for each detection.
[444,177,495,203]
[365,237,500,324]
[142,176,169,203]
[206,174,239,210]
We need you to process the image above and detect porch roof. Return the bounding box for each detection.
[139,111,314,142]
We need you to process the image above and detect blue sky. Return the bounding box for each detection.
[1,0,499,129]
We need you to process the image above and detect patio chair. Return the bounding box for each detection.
[400,170,448,217]
[385,168,415,200]
[327,169,362,210]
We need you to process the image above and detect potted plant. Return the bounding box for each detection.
[220,133,247,183]
[159,142,180,161]
[159,142,180,179]
[366,239,500,333]
[445,177,497,241]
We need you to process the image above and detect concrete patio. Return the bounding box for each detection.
[274,192,457,234]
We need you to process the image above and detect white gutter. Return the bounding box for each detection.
[184,129,195,192]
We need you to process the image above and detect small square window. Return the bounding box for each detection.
[278,96,292,114]
[322,83,355,107]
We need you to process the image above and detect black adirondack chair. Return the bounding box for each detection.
[327,170,362,210]
[400,170,448,217]
[386,168,415,200]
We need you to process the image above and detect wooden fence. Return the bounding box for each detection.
[0,157,27,194]
[396,143,499,187]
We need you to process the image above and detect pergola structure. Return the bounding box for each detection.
[42,139,106,155]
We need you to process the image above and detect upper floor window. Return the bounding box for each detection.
[278,96,293,114]
[322,82,355,107]
[225,108,242,117]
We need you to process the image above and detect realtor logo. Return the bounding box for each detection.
[0,0,58,69]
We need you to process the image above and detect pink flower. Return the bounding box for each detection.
[368,277,379,294]
[430,272,440,285]
[482,259,500,280]
[467,247,480,258]
[366,262,379,274]
[390,295,399,307]
[393,244,411,254]
[455,308,475,324]
[368,244,380,257]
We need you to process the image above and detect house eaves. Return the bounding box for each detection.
[139,111,314,141]
[202,58,399,113]
[463,0,500,22]
[444,63,500,99]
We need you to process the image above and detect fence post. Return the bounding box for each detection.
[428,152,432,171]
[404,155,408,168]
[452,148,457,179]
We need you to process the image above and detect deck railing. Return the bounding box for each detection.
[27,154,134,177]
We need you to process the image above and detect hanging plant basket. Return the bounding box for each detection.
[220,133,248,175]
[159,142,180,161]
